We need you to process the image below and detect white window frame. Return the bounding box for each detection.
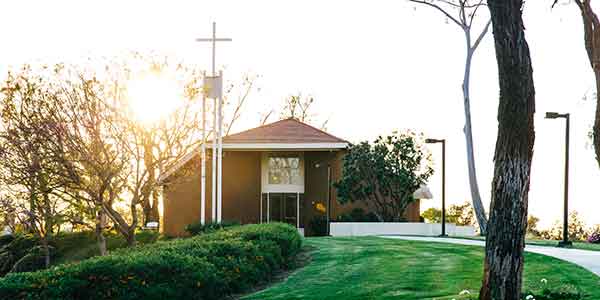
[261,152,305,193]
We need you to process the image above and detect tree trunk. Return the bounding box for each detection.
[592,72,600,169]
[463,48,488,235]
[479,1,536,299]
[95,210,107,256]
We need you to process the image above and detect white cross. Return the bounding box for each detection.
[195,22,232,76]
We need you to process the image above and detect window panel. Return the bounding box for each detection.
[268,156,301,185]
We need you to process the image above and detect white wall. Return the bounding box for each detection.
[330,222,476,237]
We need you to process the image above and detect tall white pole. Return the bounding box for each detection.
[217,70,223,222]
[210,22,218,223]
[200,73,207,225]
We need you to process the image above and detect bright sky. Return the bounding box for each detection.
[1,0,598,228]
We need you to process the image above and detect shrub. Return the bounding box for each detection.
[185,220,241,235]
[588,231,600,244]
[0,234,40,276]
[0,223,302,300]
[309,216,328,236]
[337,208,379,222]
[0,234,14,248]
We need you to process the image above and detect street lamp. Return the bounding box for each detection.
[545,112,572,247]
[425,138,447,237]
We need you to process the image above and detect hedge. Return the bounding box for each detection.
[0,222,302,300]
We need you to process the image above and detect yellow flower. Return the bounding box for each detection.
[315,203,326,213]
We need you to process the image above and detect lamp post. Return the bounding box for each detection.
[545,112,572,247]
[425,138,446,237]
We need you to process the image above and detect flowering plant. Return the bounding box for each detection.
[587,231,600,244]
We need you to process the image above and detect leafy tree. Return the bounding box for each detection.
[447,202,476,226]
[335,131,433,222]
[408,0,491,234]
[526,215,541,237]
[479,0,536,299]
[421,207,442,223]
[0,65,72,267]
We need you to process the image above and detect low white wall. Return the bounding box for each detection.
[329,222,476,237]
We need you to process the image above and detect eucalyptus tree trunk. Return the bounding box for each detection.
[463,35,488,235]
[479,0,536,299]
[408,0,491,234]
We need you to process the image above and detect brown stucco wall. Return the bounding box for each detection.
[163,151,261,236]
[163,149,422,237]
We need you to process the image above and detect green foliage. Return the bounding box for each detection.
[523,280,584,300]
[335,131,433,222]
[0,223,302,300]
[421,207,442,223]
[0,235,14,248]
[309,216,328,236]
[0,234,39,276]
[539,212,590,241]
[336,208,379,222]
[421,203,476,226]
[446,202,476,226]
[185,220,241,236]
[527,215,541,238]
[10,245,53,273]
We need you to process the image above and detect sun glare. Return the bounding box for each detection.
[126,74,183,124]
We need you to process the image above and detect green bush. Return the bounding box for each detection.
[0,234,40,276]
[10,245,54,273]
[309,216,328,236]
[337,208,379,222]
[0,222,302,300]
[185,220,241,235]
[0,234,14,248]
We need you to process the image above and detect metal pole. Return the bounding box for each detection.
[200,73,206,225]
[327,164,331,236]
[267,193,270,223]
[297,192,300,229]
[441,139,447,237]
[217,70,223,222]
[211,99,217,222]
[559,114,572,247]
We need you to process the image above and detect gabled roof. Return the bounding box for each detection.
[223,118,347,144]
[158,118,348,183]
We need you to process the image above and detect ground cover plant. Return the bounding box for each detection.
[0,223,302,300]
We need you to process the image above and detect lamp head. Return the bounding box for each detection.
[425,138,442,144]
[545,112,562,119]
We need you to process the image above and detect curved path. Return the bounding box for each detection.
[383,236,600,277]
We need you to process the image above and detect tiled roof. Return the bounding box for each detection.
[223,118,347,144]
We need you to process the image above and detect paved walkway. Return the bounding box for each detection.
[382,236,600,277]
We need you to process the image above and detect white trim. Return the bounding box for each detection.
[223,142,348,150]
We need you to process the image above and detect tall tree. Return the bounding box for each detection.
[479,0,536,299]
[409,0,491,234]
[335,131,434,222]
[0,65,72,266]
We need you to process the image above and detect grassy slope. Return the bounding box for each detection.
[245,237,600,300]
[454,235,600,252]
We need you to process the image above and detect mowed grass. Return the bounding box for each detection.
[244,237,600,300]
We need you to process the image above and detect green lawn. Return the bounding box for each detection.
[454,235,600,252]
[244,237,600,300]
